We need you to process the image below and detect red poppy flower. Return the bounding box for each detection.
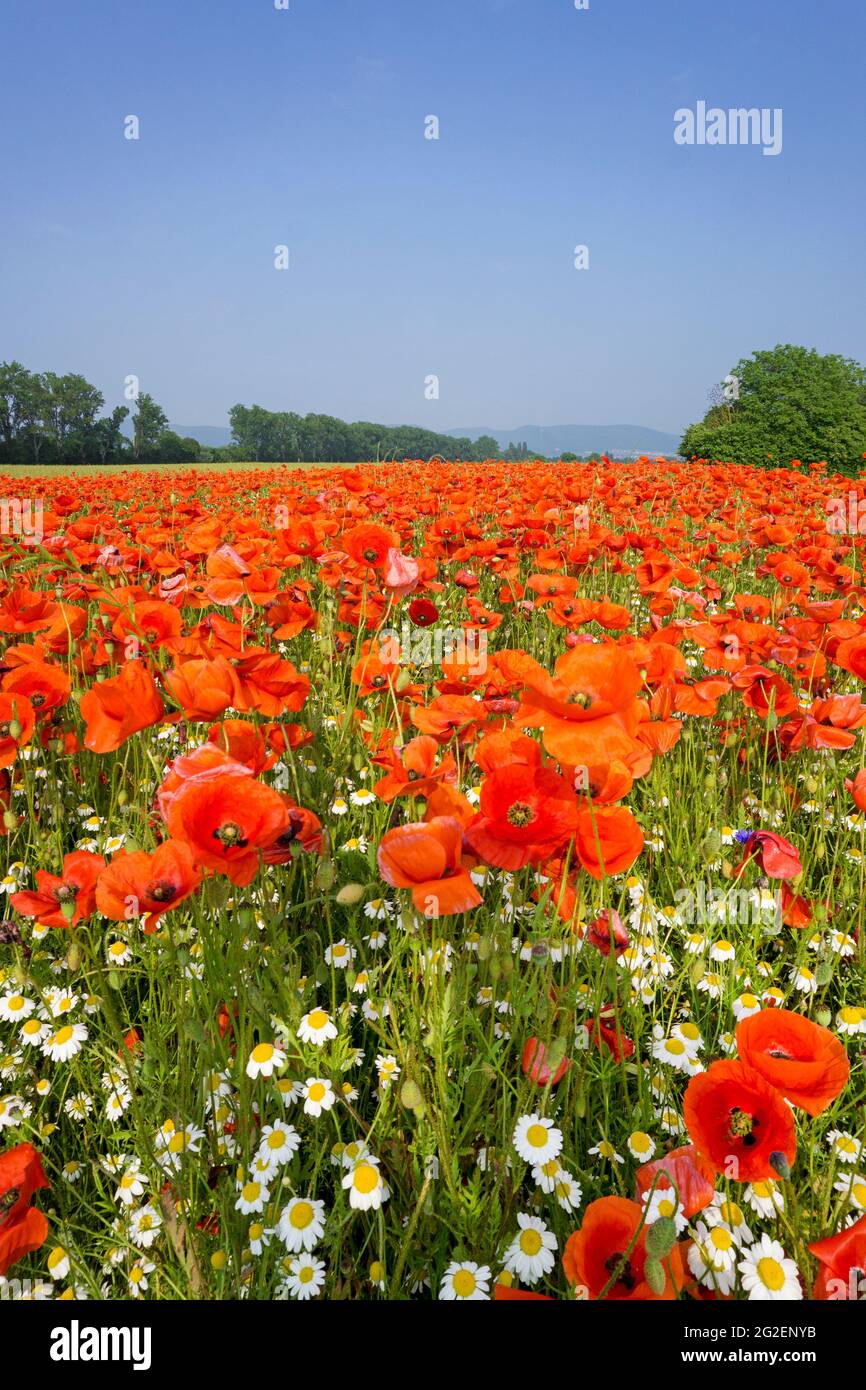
[261,796,323,861]
[735,1008,849,1117]
[377,816,481,916]
[95,840,203,933]
[738,830,802,881]
[563,1196,684,1300]
[165,773,290,886]
[10,849,106,928]
[586,908,629,957]
[809,1213,866,1299]
[518,644,644,767]
[574,805,644,879]
[634,1145,716,1219]
[408,598,439,627]
[80,661,165,753]
[164,655,244,721]
[464,764,579,871]
[683,1059,796,1182]
[0,1142,50,1276]
[521,1037,571,1087]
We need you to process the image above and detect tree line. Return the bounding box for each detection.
[226,404,501,463]
[0,362,201,466]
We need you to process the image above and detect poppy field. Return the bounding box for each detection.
[1,455,865,1304]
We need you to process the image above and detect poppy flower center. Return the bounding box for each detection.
[0,723,10,738]
[54,883,78,903]
[30,693,45,707]
[506,801,536,828]
[213,821,247,848]
[768,1048,794,1060]
[0,1188,20,1228]
[604,1251,637,1291]
[371,675,387,688]
[567,691,593,709]
[407,769,421,781]
[363,548,379,562]
[729,1106,760,1145]
[147,880,177,903]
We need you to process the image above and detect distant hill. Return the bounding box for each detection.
[149,420,680,457]
[445,423,680,457]
[170,424,233,447]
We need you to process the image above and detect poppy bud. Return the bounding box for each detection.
[770,1151,792,1181]
[7,719,22,740]
[644,1257,666,1296]
[335,882,365,906]
[521,1037,571,1087]
[645,1216,677,1258]
[586,909,628,958]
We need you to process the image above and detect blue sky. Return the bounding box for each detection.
[1,0,864,436]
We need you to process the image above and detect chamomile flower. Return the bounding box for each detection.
[297,1008,337,1046]
[588,1139,625,1165]
[705,1194,753,1245]
[627,1131,656,1161]
[513,1114,563,1166]
[278,1197,326,1253]
[438,1261,491,1301]
[128,1204,163,1249]
[375,1054,400,1088]
[42,1021,88,1062]
[738,1235,802,1301]
[503,1213,557,1285]
[342,1157,390,1211]
[283,1253,326,1300]
[642,1186,688,1234]
[834,1173,866,1211]
[552,1171,583,1212]
[732,991,762,1021]
[744,1179,785,1218]
[257,1120,300,1167]
[46,1246,70,1280]
[302,1078,336,1117]
[790,964,817,995]
[0,992,34,1022]
[827,1130,862,1164]
[324,940,355,969]
[245,1041,286,1079]
[127,1259,154,1297]
[651,1035,694,1073]
[235,1178,269,1216]
[115,1167,145,1207]
[836,1005,866,1036]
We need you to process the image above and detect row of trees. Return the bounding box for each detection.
[681,345,866,473]
[0,362,201,466]
[227,404,501,463]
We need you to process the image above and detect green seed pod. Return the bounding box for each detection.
[107,969,123,990]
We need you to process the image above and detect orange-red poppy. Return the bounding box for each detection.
[735,1008,849,1116]
[465,764,578,871]
[683,1059,796,1182]
[0,1142,49,1276]
[562,1196,684,1300]
[80,661,165,753]
[10,849,106,929]
[95,840,203,933]
[376,816,481,916]
[573,804,644,879]
[165,773,290,886]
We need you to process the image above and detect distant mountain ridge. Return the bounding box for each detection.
[445,423,680,457]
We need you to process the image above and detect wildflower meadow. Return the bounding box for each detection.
[0,456,864,1312]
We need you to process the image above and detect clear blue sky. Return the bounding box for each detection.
[1,0,864,436]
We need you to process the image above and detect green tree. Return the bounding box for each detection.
[132,392,169,460]
[681,344,866,473]
[41,372,104,464]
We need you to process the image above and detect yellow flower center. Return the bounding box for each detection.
[452,1269,476,1297]
[525,1123,548,1149]
[757,1257,785,1291]
[352,1163,379,1194]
